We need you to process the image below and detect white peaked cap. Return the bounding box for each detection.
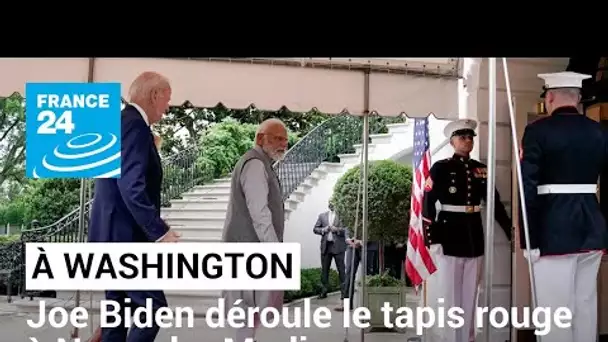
[444,119,477,138]
[538,71,592,90]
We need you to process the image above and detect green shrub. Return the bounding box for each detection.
[14,179,81,226]
[284,267,341,303]
[332,159,413,243]
[366,271,405,287]
[0,200,26,226]
[196,118,299,183]
[0,234,19,244]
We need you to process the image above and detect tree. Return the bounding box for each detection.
[19,179,81,226]
[227,105,328,135]
[0,198,26,225]
[152,103,328,156]
[332,159,413,243]
[0,93,26,187]
[0,181,24,202]
[152,104,233,156]
[195,118,300,182]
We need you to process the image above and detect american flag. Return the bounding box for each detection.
[405,117,437,287]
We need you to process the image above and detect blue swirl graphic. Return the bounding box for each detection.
[32,133,121,179]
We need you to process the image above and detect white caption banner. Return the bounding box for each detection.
[25,242,301,291]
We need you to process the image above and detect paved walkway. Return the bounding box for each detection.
[0,292,423,341]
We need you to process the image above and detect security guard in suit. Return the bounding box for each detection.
[520,71,608,342]
[422,119,512,342]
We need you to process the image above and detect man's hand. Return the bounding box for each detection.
[158,230,181,243]
[430,244,442,255]
[523,248,540,263]
[354,239,362,247]
[346,238,355,247]
[330,225,338,232]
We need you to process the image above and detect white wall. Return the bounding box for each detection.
[283,170,344,269]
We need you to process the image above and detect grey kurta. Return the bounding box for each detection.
[222,146,285,313]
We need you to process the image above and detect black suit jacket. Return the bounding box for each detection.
[313,211,347,254]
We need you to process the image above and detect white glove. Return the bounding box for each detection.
[430,244,443,255]
[523,248,540,263]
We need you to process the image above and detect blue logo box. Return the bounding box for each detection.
[25,82,122,179]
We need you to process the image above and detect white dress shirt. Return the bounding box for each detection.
[129,102,150,126]
[327,210,335,241]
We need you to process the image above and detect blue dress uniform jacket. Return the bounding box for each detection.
[520,105,608,256]
[422,154,512,258]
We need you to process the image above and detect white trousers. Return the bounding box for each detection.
[533,250,602,342]
[437,253,481,342]
[422,251,445,342]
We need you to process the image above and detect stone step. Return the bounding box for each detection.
[353,143,377,155]
[369,133,393,144]
[162,208,227,219]
[164,216,225,228]
[180,236,223,243]
[319,162,344,173]
[311,168,329,178]
[173,226,223,239]
[337,153,360,165]
[275,162,320,173]
[181,192,230,201]
[190,187,231,195]
[386,122,410,133]
[168,199,229,210]
[298,182,314,193]
[287,190,307,202]
[285,198,300,210]
[193,183,231,191]
[301,175,320,187]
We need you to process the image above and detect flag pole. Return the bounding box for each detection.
[423,115,430,342]
[481,57,497,342]
[422,280,428,342]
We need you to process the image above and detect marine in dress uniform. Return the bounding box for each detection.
[422,119,512,342]
[520,71,608,342]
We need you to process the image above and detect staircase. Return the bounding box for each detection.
[7,113,410,315]
[162,116,412,239]
[163,118,454,270]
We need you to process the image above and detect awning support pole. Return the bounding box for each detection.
[359,68,370,342]
[71,57,95,341]
[502,57,540,342]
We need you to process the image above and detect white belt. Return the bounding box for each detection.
[439,204,481,213]
[537,184,597,195]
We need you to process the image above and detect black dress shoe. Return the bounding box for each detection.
[318,293,328,299]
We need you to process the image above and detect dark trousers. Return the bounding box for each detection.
[366,249,379,275]
[384,244,406,279]
[102,290,167,342]
[343,247,360,306]
[320,244,346,296]
[343,246,381,306]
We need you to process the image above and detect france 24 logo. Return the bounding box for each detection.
[25,82,122,179]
